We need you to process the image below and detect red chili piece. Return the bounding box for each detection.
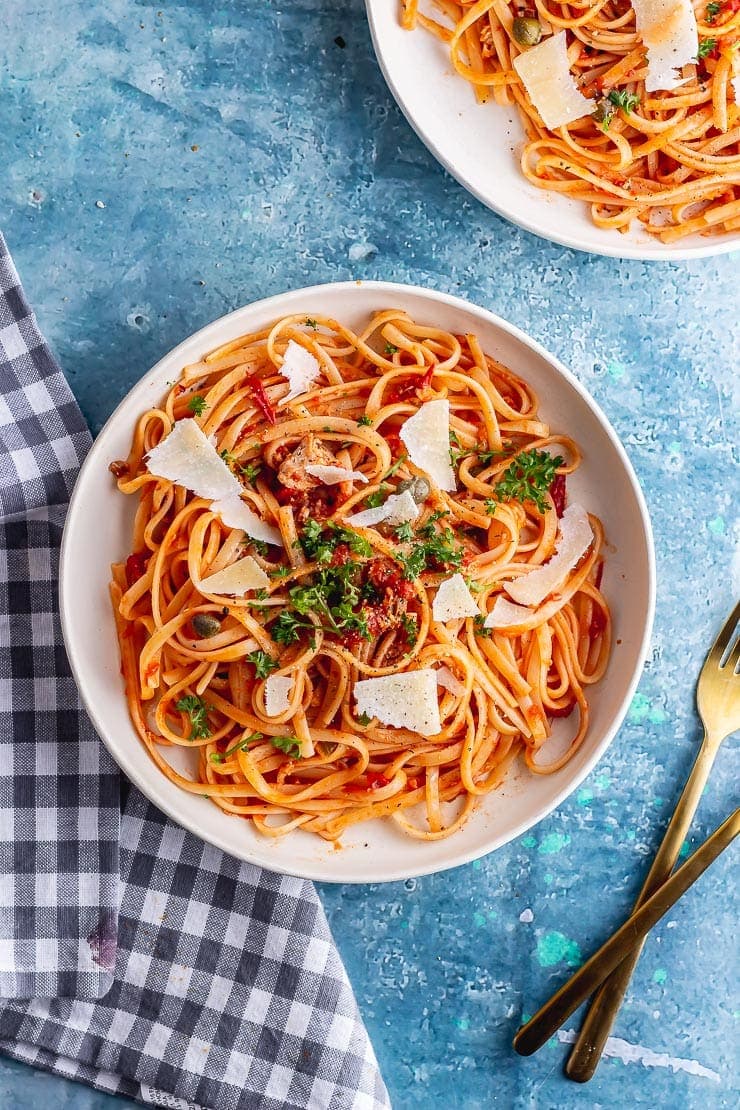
[365,772,390,791]
[247,376,276,425]
[549,473,567,517]
[125,551,149,588]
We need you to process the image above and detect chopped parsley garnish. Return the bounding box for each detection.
[272,610,304,645]
[246,650,279,679]
[400,612,418,646]
[210,731,263,763]
[220,448,236,467]
[304,317,319,330]
[696,38,717,59]
[271,735,302,758]
[357,414,373,426]
[240,461,262,485]
[382,454,407,481]
[608,89,640,113]
[706,0,721,20]
[174,694,211,739]
[396,517,463,580]
[474,614,492,639]
[357,711,372,726]
[270,564,292,578]
[485,449,563,514]
[272,559,371,644]
[249,539,269,558]
[299,519,372,564]
[394,521,414,543]
[364,487,389,508]
[187,394,208,417]
[384,342,399,355]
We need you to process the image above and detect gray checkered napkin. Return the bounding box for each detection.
[0,233,389,1110]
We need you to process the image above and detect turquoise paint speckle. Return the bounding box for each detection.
[668,441,682,455]
[594,773,611,789]
[649,706,668,724]
[473,912,487,928]
[456,1018,470,1031]
[679,840,692,859]
[537,932,582,969]
[606,359,625,381]
[626,829,636,840]
[521,834,537,849]
[628,692,651,721]
[653,969,668,985]
[708,515,725,536]
[576,788,593,806]
[471,859,482,870]
[538,832,571,855]
[543,873,554,885]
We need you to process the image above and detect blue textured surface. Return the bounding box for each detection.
[1,2,738,1108]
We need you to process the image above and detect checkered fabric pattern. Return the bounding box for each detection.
[0,234,389,1110]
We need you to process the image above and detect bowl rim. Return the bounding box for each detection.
[60,279,656,882]
[364,0,740,262]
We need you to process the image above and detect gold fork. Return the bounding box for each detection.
[563,599,740,1081]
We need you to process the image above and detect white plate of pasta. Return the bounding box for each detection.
[60,282,654,882]
[366,1,740,258]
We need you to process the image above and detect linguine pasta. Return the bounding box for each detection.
[400,0,740,242]
[110,310,610,842]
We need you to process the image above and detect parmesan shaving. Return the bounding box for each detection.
[505,503,592,607]
[212,496,283,548]
[513,31,593,129]
[436,666,466,697]
[354,670,442,736]
[345,490,421,528]
[146,418,240,503]
[484,596,534,629]
[281,339,321,400]
[264,674,293,717]
[305,464,369,485]
[432,573,479,623]
[199,555,269,596]
[399,399,456,492]
[631,0,698,92]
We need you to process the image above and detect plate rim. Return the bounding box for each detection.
[364,0,740,262]
[60,279,657,882]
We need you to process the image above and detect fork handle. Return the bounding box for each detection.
[565,730,721,1082]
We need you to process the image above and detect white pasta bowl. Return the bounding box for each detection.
[365,0,740,260]
[60,282,655,882]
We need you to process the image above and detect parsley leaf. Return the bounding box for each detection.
[396,545,427,581]
[240,461,262,485]
[174,694,211,739]
[270,564,292,578]
[357,414,372,426]
[210,730,263,763]
[299,520,372,563]
[706,0,720,20]
[220,448,236,467]
[382,454,407,480]
[384,342,399,355]
[364,487,388,508]
[272,610,304,645]
[394,522,414,543]
[485,449,563,514]
[400,612,418,646]
[608,89,640,113]
[271,735,302,758]
[696,38,717,59]
[187,394,208,417]
[474,614,492,639]
[246,650,279,679]
[305,317,319,330]
[357,711,372,726]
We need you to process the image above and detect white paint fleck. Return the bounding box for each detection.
[348,241,377,261]
[95,199,106,209]
[519,908,534,923]
[557,1029,720,1083]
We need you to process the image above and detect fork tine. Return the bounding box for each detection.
[725,629,740,674]
[707,599,740,666]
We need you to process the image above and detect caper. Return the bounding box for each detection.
[192,613,222,638]
[397,476,431,504]
[512,16,542,47]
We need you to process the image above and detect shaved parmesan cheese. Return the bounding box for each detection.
[345,490,420,528]
[354,669,441,736]
[305,464,369,486]
[436,666,465,697]
[484,596,534,629]
[632,0,698,93]
[513,31,593,129]
[399,399,456,492]
[281,340,321,400]
[506,503,593,607]
[146,421,282,547]
[199,555,269,596]
[212,496,283,548]
[264,674,293,716]
[147,419,240,502]
[432,573,479,623]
